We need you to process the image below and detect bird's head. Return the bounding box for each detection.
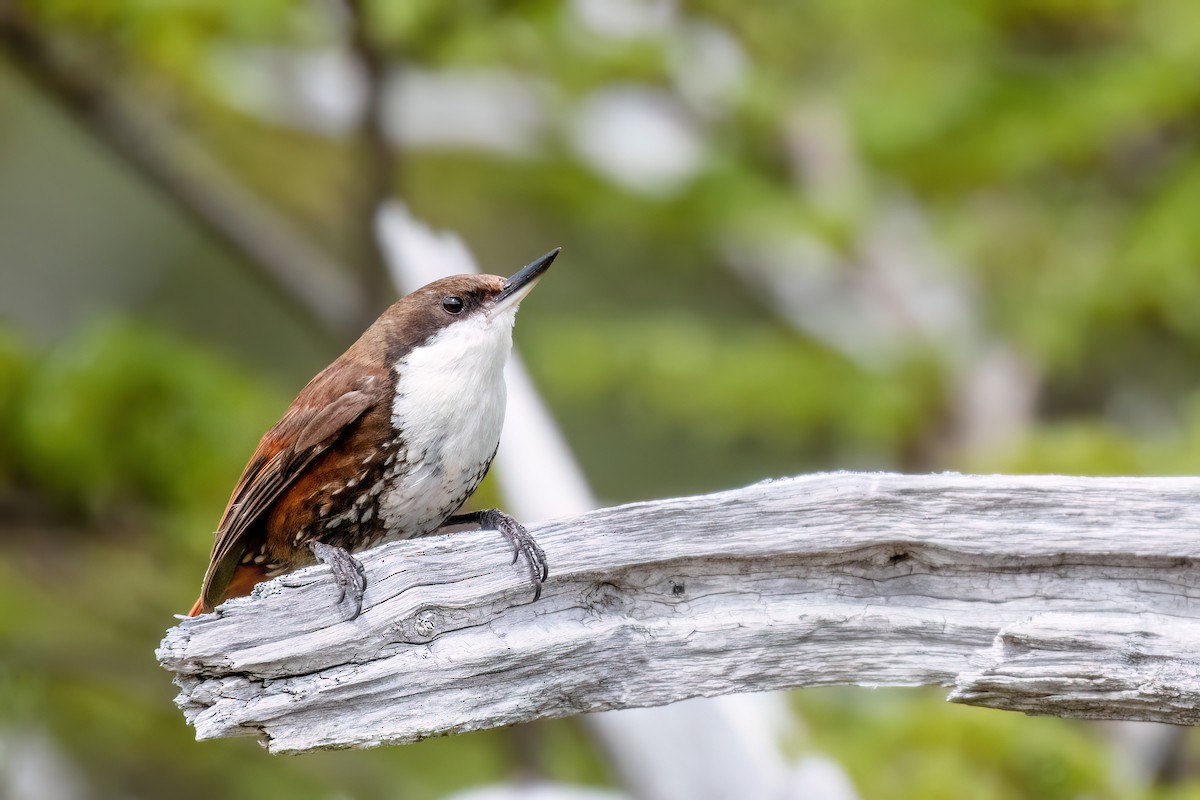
[358,247,560,368]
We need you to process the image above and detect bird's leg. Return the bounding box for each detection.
[309,541,367,621]
[442,509,548,600]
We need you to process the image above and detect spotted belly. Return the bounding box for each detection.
[374,438,497,539]
[288,437,496,557]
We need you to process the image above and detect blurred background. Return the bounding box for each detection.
[3,0,1200,797]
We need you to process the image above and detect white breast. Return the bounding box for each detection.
[379,306,517,536]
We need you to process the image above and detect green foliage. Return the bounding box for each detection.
[798,688,1118,800]
[528,316,941,454]
[4,319,280,518]
[0,329,33,481]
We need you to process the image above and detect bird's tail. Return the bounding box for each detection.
[186,563,269,616]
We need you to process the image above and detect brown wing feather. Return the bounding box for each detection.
[197,369,384,612]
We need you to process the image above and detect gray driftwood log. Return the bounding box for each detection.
[158,472,1200,753]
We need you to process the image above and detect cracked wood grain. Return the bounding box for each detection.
[157,472,1200,753]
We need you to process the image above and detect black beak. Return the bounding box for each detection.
[495,247,560,305]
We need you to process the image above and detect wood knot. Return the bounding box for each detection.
[396,607,442,642]
[414,609,438,638]
[583,582,625,616]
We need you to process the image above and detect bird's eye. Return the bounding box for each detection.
[442,296,464,314]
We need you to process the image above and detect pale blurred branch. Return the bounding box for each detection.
[0,8,365,340]
[160,472,1200,754]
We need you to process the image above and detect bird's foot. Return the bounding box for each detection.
[444,509,548,600]
[309,541,367,621]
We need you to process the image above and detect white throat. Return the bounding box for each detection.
[391,305,517,440]
[381,306,518,533]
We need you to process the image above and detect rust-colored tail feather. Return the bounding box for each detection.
[186,563,269,617]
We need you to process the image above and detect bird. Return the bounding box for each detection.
[187,247,560,620]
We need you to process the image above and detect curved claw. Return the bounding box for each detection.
[445,509,549,600]
[310,541,367,621]
[490,511,548,601]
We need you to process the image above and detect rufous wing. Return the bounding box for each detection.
[192,368,385,614]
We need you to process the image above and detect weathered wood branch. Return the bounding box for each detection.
[158,472,1200,753]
